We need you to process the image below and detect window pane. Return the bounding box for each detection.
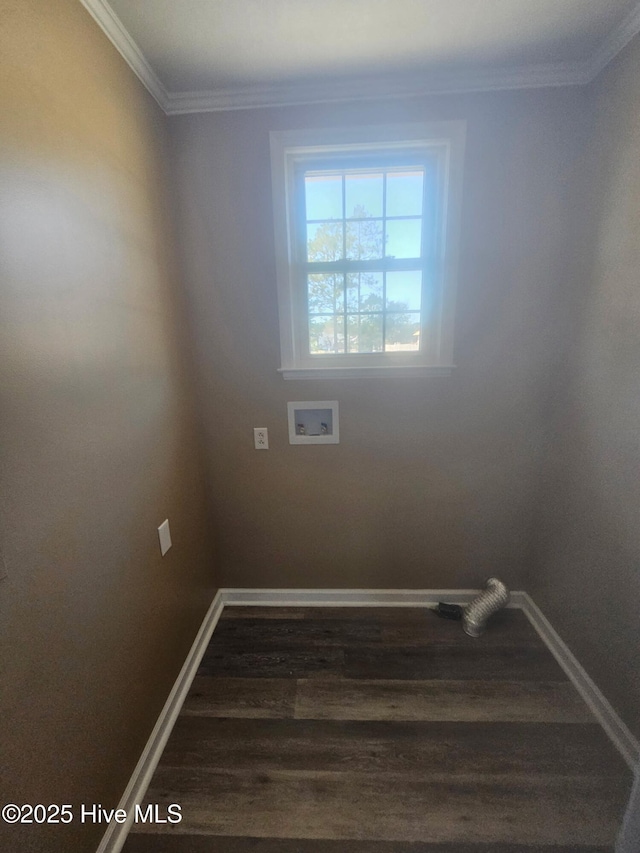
[308,274,344,314]
[307,221,343,261]
[347,313,383,353]
[346,219,384,260]
[386,270,422,311]
[386,171,424,217]
[305,174,342,220]
[385,219,422,259]
[345,173,383,218]
[385,312,421,351]
[309,314,345,354]
[346,272,383,312]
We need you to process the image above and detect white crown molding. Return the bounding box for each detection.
[163,61,591,115]
[78,0,169,110]
[588,0,640,80]
[79,0,640,114]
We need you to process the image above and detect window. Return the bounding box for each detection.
[270,122,465,379]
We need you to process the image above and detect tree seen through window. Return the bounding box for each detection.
[304,170,425,355]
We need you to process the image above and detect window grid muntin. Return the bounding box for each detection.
[302,162,430,356]
[307,268,426,356]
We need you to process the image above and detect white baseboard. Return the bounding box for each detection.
[95,590,224,853]
[520,592,639,770]
[96,586,639,853]
[617,768,640,853]
[221,587,524,608]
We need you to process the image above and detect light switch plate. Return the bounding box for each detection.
[158,519,172,556]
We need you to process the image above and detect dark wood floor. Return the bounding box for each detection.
[123,606,632,852]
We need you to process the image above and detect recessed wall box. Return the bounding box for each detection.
[287,401,339,445]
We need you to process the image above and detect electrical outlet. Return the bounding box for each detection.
[254,427,269,450]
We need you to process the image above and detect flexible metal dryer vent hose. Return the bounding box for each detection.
[463,577,510,637]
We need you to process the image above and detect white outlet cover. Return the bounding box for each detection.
[158,519,172,556]
[254,427,269,449]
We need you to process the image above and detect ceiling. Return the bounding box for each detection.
[80,0,640,113]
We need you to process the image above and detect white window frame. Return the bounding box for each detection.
[269,122,465,379]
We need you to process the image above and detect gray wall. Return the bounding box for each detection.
[168,88,588,590]
[530,33,640,743]
[0,2,216,850]
[3,4,639,848]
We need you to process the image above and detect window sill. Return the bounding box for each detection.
[279,365,455,380]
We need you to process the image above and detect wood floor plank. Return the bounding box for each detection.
[132,767,628,845]
[224,607,533,626]
[220,607,306,620]
[221,607,423,622]
[294,678,595,723]
[211,617,383,647]
[181,678,296,719]
[344,644,568,681]
[159,717,625,777]
[124,835,615,853]
[196,646,345,679]
[212,612,543,649]
[379,612,543,647]
[199,638,563,682]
